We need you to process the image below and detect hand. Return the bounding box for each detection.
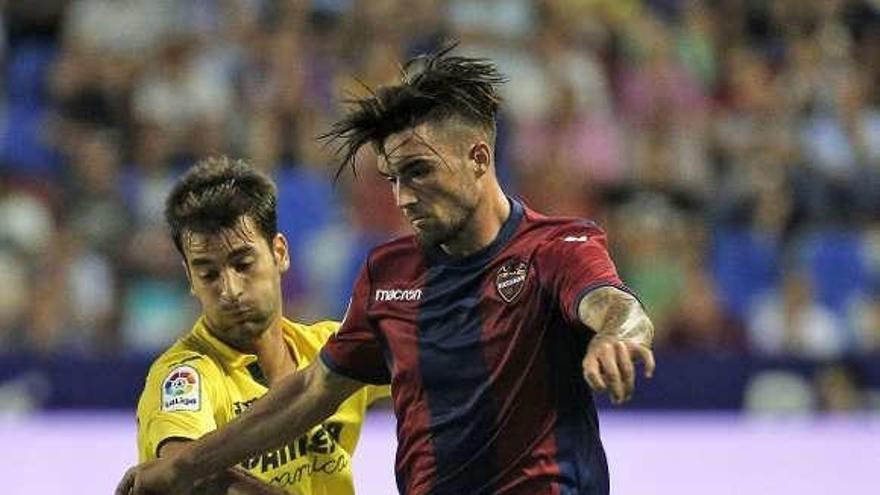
[115,457,194,495]
[582,335,655,405]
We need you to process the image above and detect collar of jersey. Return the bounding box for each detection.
[192,317,303,370]
[425,196,524,267]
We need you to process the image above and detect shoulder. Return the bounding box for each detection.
[144,343,222,391]
[518,206,607,246]
[284,318,341,346]
[363,234,424,276]
[368,234,419,262]
[137,346,222,418]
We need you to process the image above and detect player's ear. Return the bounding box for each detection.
[273,233,290,273]
[469,141,491,177]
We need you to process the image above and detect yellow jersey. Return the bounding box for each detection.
[136,317,390,495]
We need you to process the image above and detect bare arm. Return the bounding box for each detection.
[157,441,288,495]
[578,286,655,404]
[118,360,365,495]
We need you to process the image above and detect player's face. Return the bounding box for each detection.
[378,123,483,246]
[182,216,290,348]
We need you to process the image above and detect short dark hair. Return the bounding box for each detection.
[165,156,277,257]
[322,44,508,179]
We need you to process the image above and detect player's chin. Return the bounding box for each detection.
[413,227,440,246]
[239,316,272,336]
[414,223,454,246]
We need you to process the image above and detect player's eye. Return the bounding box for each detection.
[409,162,431,180]
[402,162,431,182]
[234,260,254,272]
[199,270,219,281]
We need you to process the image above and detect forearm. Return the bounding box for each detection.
[159,441,287,495]
[178,361,353,482]
[578,286,654,347]
[193,468,288,495]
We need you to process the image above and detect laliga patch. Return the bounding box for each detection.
[496,259,529,303]
[161,365,201,412]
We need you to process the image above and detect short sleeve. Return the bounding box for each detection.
[366,384,392,405]
[137,356,219,460]
[537,222,627,326]
[319,261,391,385]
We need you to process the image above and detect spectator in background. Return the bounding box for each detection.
[0,175,55,349]
[24,130,128,353]
[748,269,847,358]
[813,362,868,412]
[663,253,748,353]
[850,277,880,352]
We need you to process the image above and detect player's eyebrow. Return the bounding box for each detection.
[385,155,430,176]
[227,246,256,260]
[189,245,255,266]
[189,256,216,267]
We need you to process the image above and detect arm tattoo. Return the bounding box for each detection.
[578,287,654,347]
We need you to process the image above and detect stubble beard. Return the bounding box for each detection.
[414,202,478,249]
[209,305,275,349]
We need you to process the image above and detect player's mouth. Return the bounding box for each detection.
[407,214,430,225]
[222,305,253,317]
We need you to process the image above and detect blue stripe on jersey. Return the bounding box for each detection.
[546,319,609,495]
[416,263,499,494]
[410,199,524,494]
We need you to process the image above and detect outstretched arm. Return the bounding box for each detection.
[578,286,655,404]
[117,360,365,495]
[156,440,288,495]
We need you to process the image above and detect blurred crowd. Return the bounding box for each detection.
[0,0,878,364]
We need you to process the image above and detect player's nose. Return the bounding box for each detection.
[219,269,244,300]
[393,178,418,208]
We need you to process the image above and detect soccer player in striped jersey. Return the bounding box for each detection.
[119,46,655,495]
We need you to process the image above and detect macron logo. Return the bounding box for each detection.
[375,288,423,302]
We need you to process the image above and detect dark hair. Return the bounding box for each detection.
[165,156,277,256]
[322,43,508,179]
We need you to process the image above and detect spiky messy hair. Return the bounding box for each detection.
[322,44,508,179]
[165,156,277,257]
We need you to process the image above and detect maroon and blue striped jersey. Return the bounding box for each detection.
[320,199,627,495]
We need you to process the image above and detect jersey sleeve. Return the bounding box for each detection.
[537,221,630,327]
[319,261,391,385]
[365,384,392,405]
[136,354,221,460]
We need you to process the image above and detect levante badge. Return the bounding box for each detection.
[496,259,529,303]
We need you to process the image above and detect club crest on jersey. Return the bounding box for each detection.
[496,260,529,303]
[161,365,200,412]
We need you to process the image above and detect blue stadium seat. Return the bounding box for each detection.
[1,39,61,176]
[710,227,782,319]
[5,39,57,108]
[800,229,869,316]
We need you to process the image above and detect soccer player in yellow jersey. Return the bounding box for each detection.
[135,156,389,495]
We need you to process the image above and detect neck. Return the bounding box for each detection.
[440,184,510,258]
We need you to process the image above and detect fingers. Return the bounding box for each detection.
[583,352,606,393]
[632,343,656,379]
[116,467,135,495]
[583,338,625,404]
[601,346,625,404]
[615,342,635,403]
[583,338,657,405]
